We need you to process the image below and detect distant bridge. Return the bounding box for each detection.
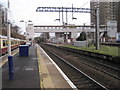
[26,24,107,42]
[34,25,107,33]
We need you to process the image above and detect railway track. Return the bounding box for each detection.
[40,43,119,89]
[45,44,120,80]
[60,47,120,80]
[76,55,120,80]
[41,45,108,89]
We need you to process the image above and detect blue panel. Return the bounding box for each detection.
[19,45,29,57]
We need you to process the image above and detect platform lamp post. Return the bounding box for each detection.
[7,0,14,80]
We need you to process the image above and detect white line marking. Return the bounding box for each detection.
[37,45,78,90]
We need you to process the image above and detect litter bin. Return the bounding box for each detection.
[19,45,29,57]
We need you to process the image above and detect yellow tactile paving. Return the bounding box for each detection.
[37,46,55,89]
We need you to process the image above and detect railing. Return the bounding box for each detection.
[34,25,107,33]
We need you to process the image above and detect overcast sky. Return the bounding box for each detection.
[1,0,90,34]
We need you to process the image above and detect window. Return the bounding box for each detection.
[11,40,14,45]
[6,40,8,46]
[3,40,6,46]
[15,41,17,44]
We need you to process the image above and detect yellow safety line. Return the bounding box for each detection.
[37,45,55,89]
[36,47,44,89]
[0,49,19,67]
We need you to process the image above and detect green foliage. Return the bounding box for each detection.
[76,32,86,41]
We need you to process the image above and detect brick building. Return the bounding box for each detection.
[117,1,120,32]
[90,0,118,25]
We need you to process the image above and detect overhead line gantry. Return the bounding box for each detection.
[36,6,100,50]
[36,7,93,13]
[36,6,94,26]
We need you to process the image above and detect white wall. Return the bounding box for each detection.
[107,21,117,38]
[26,24,34,42]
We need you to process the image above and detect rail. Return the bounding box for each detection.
[45,43,120,63]
[41,44,108,89]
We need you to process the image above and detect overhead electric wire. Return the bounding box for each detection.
[67,0,90,20]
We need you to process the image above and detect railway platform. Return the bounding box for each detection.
[1,44,74,89]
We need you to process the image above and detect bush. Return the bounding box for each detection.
[76,32,86,41]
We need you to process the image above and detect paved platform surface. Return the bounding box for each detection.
[2,44,74,89]
[2,46,40,89]
[36,45,73,89]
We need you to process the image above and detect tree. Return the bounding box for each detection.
[76,32,86,41]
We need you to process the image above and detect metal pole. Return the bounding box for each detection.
[95,8,100,50]
[72,4,73,20]
[62,7,64,25]
[25,21,27,37]
[66,11,68,25]
[7,0,14,80]
[7,23,11,55]
[7,0,11,56]
[65,33,67,43]
[59,10,60,22]
[0,7,2,86]
[0,5,2,56]
[83,23,88,47]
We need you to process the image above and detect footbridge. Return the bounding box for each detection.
[26,24,107,42]
[34,25,107,33]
